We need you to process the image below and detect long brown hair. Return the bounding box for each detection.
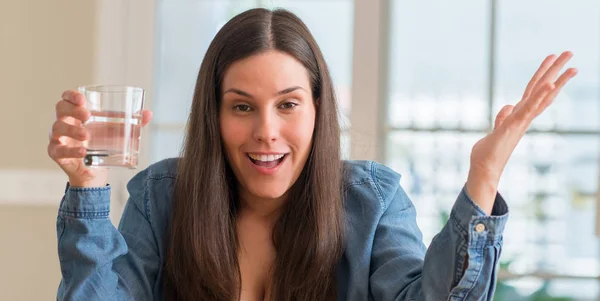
[163,8,344,301]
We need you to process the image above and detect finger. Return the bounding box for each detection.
[531,51,573,96]
[48,143,86,160]
[56,100,91,122]
[51,120,89,142]
[522,54,557,99]
[537,68,578,113]
[514,52,571,113]
[141,109,153,127]
[494,105,515,130]
[61,90,87,106]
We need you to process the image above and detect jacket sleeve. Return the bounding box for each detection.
[56,169,160,301]
[369,164,509,301]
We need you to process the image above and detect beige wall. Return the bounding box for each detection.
[0,1,97,300]
[0,206,64,300]
[0,0,97,169]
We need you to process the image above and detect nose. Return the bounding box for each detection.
[253,110,279,144]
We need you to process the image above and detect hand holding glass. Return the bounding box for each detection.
[48,86,153,188]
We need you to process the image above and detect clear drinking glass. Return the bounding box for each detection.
[78,85,145,168]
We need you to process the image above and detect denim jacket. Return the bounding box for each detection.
[56,159,509,300]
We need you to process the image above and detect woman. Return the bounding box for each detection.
[48,8,577,301]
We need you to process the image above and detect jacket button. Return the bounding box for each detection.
[475,223,486,233]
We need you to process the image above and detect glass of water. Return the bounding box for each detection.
[78,85,145,169]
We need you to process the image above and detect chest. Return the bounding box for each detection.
[236,217,276,301]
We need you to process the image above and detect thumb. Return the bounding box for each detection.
[494,105,514,130]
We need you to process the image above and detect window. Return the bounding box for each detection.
[146,0,600,298]
[386,0,600,299]
[151,0,354,163]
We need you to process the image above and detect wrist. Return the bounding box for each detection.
[68,168,108,188]
[465,170,498,215]
[68,182,108,188]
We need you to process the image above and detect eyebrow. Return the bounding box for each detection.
[223,86,306,99]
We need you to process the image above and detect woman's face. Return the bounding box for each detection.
[220,50,316,204]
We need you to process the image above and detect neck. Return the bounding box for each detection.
[238,190,287,224]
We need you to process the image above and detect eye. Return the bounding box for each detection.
[233,104,252,112]
[279,102,298,110]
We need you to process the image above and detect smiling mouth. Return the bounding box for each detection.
[247,153,288,168]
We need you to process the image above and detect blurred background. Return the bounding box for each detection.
[1,0,598,300]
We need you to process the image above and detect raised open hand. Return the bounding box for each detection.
[465,51,578,214]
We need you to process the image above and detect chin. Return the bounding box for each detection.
[248,184,288,200]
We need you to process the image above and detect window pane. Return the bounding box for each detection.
[495,278,599,301]
[387,3,600,294]
[386,131,478,245]
[150,128,185,161]
[493,2,600,298]
[388,131,600,283]
[154,1,236,125]
[341,130,351,160]
[388,0,490,130]
[495,0,600,131]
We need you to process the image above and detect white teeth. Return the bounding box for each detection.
[248,153,285,162]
